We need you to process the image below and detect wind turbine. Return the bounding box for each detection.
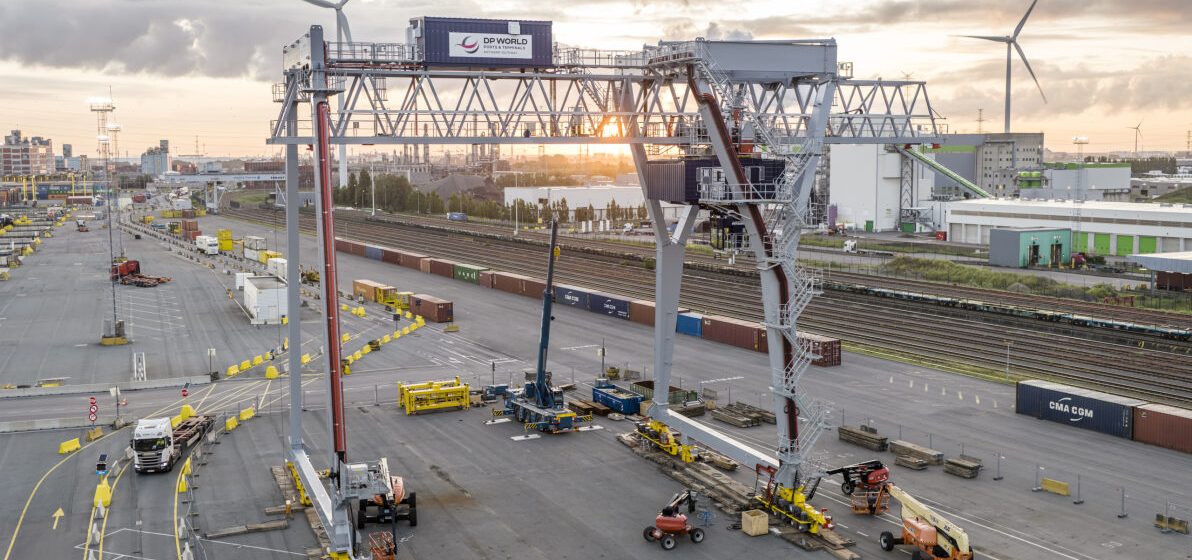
[960,0,1047,134]
[301,0,352,191]
[1128,121,1143,156]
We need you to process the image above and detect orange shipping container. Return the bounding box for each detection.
[1133,404,1192,454]
[418,258,432,274]
[412,294,453,323]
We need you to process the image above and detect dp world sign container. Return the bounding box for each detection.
[1015,380,1145,439]
[409,16,554,69]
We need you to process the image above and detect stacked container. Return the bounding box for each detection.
[1015,380,1145,439]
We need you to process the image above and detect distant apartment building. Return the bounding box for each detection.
[1,129,54,175]
[140,139,171,176]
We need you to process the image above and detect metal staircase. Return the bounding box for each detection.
[689,42,828,482]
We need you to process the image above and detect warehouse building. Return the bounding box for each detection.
[828,144,937,232]
[1,130,54,175]
[946,199,1192,255]
[988,227,1071,268]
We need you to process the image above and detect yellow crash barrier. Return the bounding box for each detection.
[177,476,188,494]
[340,303,349,312]
[401,327,410,335]
[225,417,238,432]
[283,337,289,350]
[226,365,239,377]
[85,427,104,442]
[94,478,112,507]
[58,438,81,454]
[265,365,280,379]
[380,334,391,344]
[341,333,350,343]
[301,353,311,365]
[252,355,263,366]
[239,359,252,371]
[239,407,256,421]
[179,404,196,420]
[404,311,413,320]
[1040,478,1070,496]
[281,316,289,325]
[352,351,362,361]
[170,415,182,428]
[361,345,371,355]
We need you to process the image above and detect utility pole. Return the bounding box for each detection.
[977,108,985,134]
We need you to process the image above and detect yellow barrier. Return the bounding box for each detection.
[177,475,188,494]
[352,350,363,361]
[94,478,112,507]
[381,334,391,344]
[405,311,413,320]
[239,407,255,421]
[265,365,280,379]
[180,404,195,420]
[58,438,81,454]
[410,323,420,332]
[401,327,410,335]
[340,304,349,312]
[239,359,252,371]
[283,338,289,350]
[181,457,192,476]
[225,417,238,432]
[85,427,104,442]
[301,353,311,365]
[252,355,263,366]
[170,415,182,428]
[282,316,288,325]
[226,364,239,377]
[341,333,350,343]
[393,330,401,339]
[1040,478,1070,496]
[361,345,371,355]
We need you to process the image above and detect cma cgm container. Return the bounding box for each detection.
[412,294,453,323]
[1133,404,1192,454]
[409,17,553,69]
[676,312,703,337]
[1016,380,1145,439]
[554,285,589,309]
[587,291,630,319]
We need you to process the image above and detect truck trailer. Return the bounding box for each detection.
[132,415,214,473]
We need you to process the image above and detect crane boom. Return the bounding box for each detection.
[885,484,971,557]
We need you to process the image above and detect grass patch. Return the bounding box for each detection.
[229,191,269,205]
[1152,187,1192,204]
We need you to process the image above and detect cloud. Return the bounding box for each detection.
[816,0,1192,33]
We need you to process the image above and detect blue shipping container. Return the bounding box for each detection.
[588,292,630,319]
[411,17,554,69]
[592,385,643,415]
[554,285,589,309]
[364,245,383,260]
[1015,380,1146,439]
[676,313,704,337]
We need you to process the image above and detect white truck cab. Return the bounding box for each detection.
[195,235,219,255]
[132,417,175,473]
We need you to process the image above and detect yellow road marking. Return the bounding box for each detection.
[50,508,63,530]
[173,453,185,560]
[193,382,218,411]
[97,462,130,559]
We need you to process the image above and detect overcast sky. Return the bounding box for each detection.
[1,0,1189,159]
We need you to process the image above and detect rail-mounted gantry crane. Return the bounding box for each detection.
[269,20,941,558]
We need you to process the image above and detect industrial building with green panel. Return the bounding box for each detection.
[988,227,1071,268]
[946,199,1192,256]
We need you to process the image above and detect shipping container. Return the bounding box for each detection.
[381,247,402,265]
[353,279,394,303]
[399,251,429,269]
[427,258,456,278]
[418,258,432,274]
[364,245,383,260]
[587,291,630,319]
[410,16,554,69]
[1015,380,1145,439]
[676,312,703,337]
[453,263,488,284]
[478,270,494,288]
[702,315,762,351]
[522,278,546,299]
[412,294,453,323]
[629,300,656,326]
[492,271,530,294]
[1133,403,1192,454]
[554,285,589,308]
[801,332,842,367]
[447,212,468,222]
[630,380,699,405]
[592,382,644,415]
[245,236,267,251]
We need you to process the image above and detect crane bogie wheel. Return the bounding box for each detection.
[690,528,705,543]
[660,535,677,551]
[643,526,657,542]
[879,531,896,551]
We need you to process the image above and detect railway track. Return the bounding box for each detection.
[223,207,1192,407]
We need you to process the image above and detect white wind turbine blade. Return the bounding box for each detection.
[1013,0,1039,39]
[1013,41,1046,103]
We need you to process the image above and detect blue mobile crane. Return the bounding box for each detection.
[500,219,581,432]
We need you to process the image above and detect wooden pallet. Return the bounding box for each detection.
[889,440,943,465]
[894,455,929,470]
[837,425,888,452]
[944,455,982,479]
[711,408,758,428]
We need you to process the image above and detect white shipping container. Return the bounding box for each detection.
[243,236,267,251]
[235,272,253,291]
[195,235,219,255]
[267,258,287,281]
[243,276,288,325]
[244,248,260,262]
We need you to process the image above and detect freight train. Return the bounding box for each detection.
[829,281,1192,342]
